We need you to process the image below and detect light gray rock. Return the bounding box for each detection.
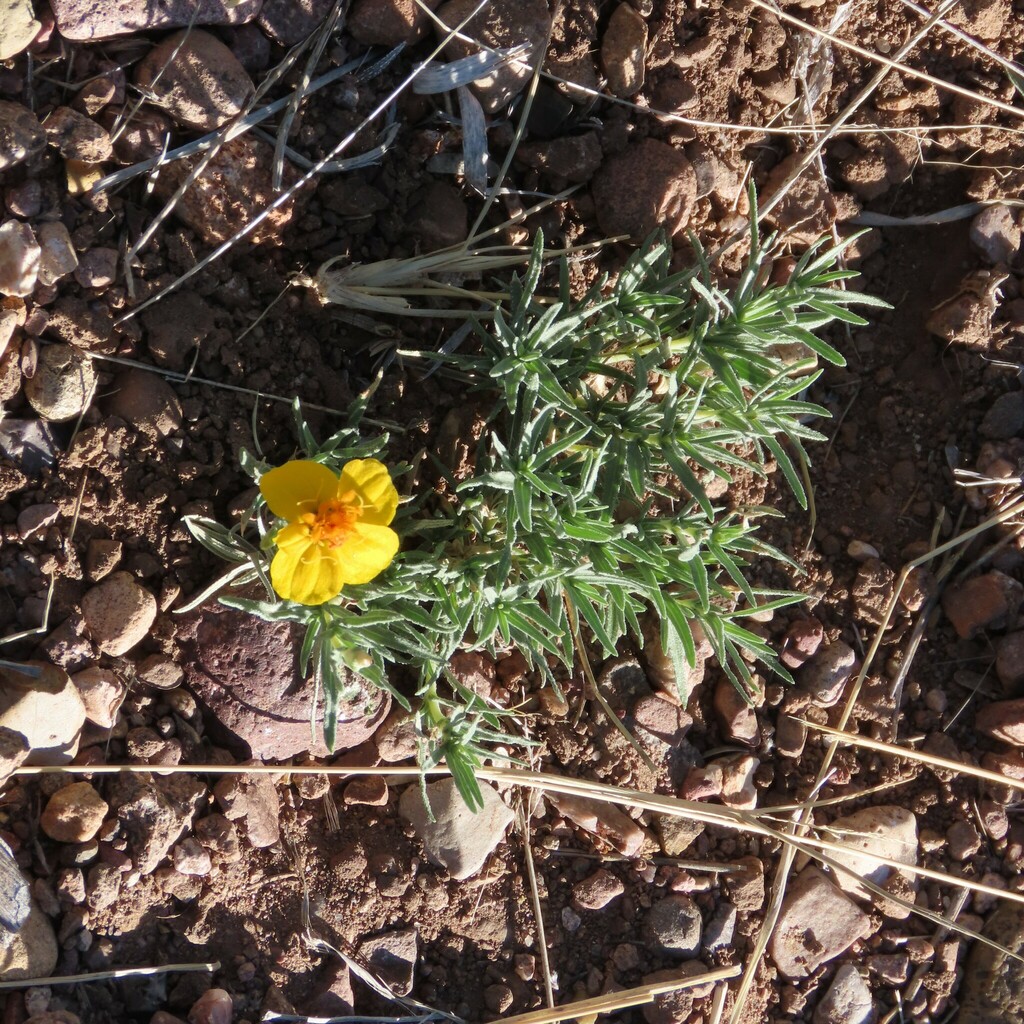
[0,0,40,60]
[0,220,39,296]
[37,221,79,286]
[644,894,703,957]
[769,867,873,978]
[800,641,856,707]
[825,805,919,901]
[24,344,95,423]
[0,901,57,982]
[50,0,262,40]
[81,572,157,656]
[813,964,875,1024]
[399,778,513,880]
[0,662,85,765]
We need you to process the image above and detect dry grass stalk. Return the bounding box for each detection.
[0,961,219,991]
[497,966,742,1024]
[752,0,1024,122]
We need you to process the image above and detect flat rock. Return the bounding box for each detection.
[547,790,647,856]
[0,900,58,983]
[151,135,304,245]
[356,927,418,996]
[602,3,647,98]
[0,0,40,61]
[769,867,873,978]
[42,107,112,162]
[957,903,1024,1023]
[141,292,213,370]
[349,0,438,45]
[134,30,253,131]
[434,0,551,113]
[825,804,918,901]
[813,963,875,1024]
[0,419,58,473]
[591,138,697,241]
[214,770,280,849]
[180,605,389,760]
[0,100,45,171]
[0,661,85,765]
[108,772,206,875]
[81,572,157,656]
[573,868,625,910]
[644,894,702,957]
[24,343,95,423]
[0,219,40,297]
[104,369,181,438]
[976,698,1024,746]
[399,778,513,880]
[51,0,262,39]
[258,0,335,45]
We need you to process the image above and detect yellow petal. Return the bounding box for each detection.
[270,540,347,605]
[336,523,399,585]
[338,459,398,526]
[260,460,339,522]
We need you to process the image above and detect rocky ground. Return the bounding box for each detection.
[2,1,1024,1023]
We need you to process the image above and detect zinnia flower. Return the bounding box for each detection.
[259,458,399,605]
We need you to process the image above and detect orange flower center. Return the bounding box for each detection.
[301,495,360,547]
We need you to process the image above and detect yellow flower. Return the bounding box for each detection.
[259,459,399,605]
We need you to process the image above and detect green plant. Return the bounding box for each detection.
[185,216,885,809]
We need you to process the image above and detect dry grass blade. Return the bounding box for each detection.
[754,0,1024,121]
[515,799,555,1009]
[0,961,219,990]
[496,967,742,1024]
[806,721,1024,794]
[898,0,1024,80]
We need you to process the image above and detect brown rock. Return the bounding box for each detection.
[258,0,335,45]
[343,776,388,806]
[0,100,45,171]
[187,988,233,1024]
[406,181,467,250]
[135,30,253,130]
[724,856,765,912]
[104,369,182,438]
[592,138,697,241]
[151,135,304,245]
[40,782,108,839]
[799,641,856,707]
[81,572,157,656]
[712,677,758,745]
[780,617,823,669]
[573,868,625,910]
[42,107,112,162]
[515,133,604,184]
[180,605,390,760]
[349,0,438,45]
[943,570,1023,638]
[976,698,1024,745]
[602,3,647,98]
[851,558,896,625]
[996,632,1024,692]
[50,0,262,40]
[214,770,281,849]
